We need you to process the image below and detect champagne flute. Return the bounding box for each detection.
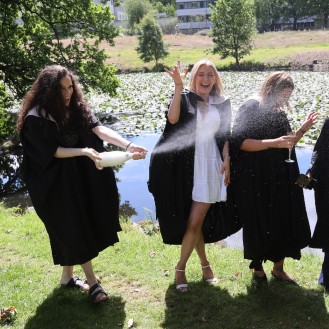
[285,131,295,163]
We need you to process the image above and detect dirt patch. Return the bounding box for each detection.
[286,50,329,71]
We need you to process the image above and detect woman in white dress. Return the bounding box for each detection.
[149,59,235,292]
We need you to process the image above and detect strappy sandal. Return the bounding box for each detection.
[62,276,89,291]
[202,264,218,284]
[175,267,188,292]
[89,283,109,304]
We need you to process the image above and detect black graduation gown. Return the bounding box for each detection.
[148,91,241,245]
[21,114,121,266]
[230,99,310,262]
[308,117,329,252]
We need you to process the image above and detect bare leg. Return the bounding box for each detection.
[59,266,74,284]
[195,233,216,280]
[175,202,211,287]
[82,261,108,302]
[59,265,89,291]
[272,258,294,281]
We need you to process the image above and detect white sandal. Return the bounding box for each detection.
[175,267,188,292]
[202,264,218,284]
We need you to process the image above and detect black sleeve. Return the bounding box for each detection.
[22,116,60,170]
[230,99,260,158]
[308,117,329,179]
[89,112,102,129]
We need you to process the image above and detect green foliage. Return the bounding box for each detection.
[124,0,153,30]
[153,2,176,16]
[210,0,257,67]
[136,16,169,65]
[0,0,120,99]
[284,0,314,30]
[0,83,16,144]
[254,0,286,31]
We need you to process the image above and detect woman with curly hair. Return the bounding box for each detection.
[17,65,147,303]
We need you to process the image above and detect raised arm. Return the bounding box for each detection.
[164,65,184,124]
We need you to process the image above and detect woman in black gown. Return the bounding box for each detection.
[230,71,317,283]
[17,65,147,303]
[306,117,329,291]
[149,59,240,292]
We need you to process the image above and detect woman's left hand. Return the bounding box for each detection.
[301,111,318,131]
[128,144,148,160]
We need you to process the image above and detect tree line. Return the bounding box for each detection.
[0,0,328,147]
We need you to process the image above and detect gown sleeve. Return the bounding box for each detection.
[22,116,60,170]
[308,117,329,182]
[230,99,260,157]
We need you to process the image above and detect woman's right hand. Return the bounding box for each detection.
[273,135,295,149]
[81,147,103,169]
[165,65,184,88]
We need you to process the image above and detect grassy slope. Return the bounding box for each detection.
[102,30,329,71]
[1,205,329,329]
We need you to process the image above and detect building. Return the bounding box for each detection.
[94,0,128,27]
[176,0,215,33]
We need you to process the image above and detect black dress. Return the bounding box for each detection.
[148,91,241,245]
[308,117,329,252]
[20,110,121,266]
[230,99,310,263]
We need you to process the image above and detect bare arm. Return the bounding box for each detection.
[221,141,230,185]
[165,65,184,124]
[93,125,147,156]
[93,125,131,150]
[54,146,101,161]
[240,136,294,152]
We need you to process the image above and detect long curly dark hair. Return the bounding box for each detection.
[17,65,94,133]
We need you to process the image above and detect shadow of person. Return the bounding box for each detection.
[24,286,126,329]
[162,279,329,329]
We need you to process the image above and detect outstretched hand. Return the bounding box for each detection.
[301,111,318,131]
[164,65,184,87]
[128,144,148,160]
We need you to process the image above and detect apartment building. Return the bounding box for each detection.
[94,0,128,27]
[176,0,215,33]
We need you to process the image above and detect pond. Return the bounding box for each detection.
[0,132,319,254]
[117,133,319,254]
[2,71,327,255]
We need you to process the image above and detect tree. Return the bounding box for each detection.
[136,15,168,65]
[311,0,329,28]
[124,0,152,30]
[283,0,312,30]
[210,0,256,67]
[254,0,286,31]
[0,0,120,100]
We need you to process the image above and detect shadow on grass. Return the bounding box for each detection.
[162,279,329,329]
[24,287,126,329]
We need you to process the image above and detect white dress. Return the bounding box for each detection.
[192,103,226,203]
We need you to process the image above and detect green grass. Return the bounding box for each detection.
[103,31,329,72]
[1,204,329,328]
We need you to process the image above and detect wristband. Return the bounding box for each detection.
[125,142,132,151]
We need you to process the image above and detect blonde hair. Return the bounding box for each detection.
[259,71,294,110]
[188,59,224,96]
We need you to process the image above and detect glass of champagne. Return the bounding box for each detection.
[285,131,295,163]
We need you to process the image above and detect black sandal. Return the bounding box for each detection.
[62,276,89,291]
[89,283,109,304]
